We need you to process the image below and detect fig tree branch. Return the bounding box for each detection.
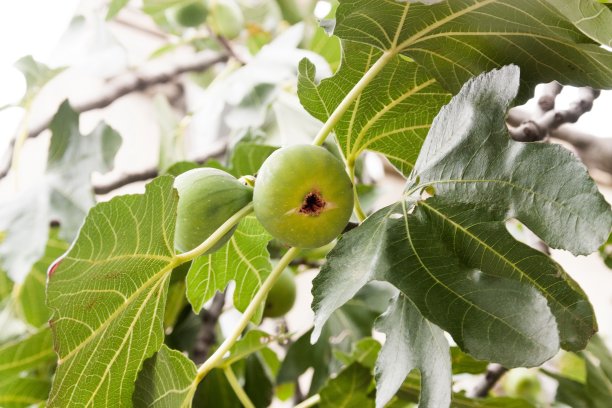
[508,87,599,142]
[192,291,226,365]
[0,53,228,180]
[551,125,612,176]
[93,143,227,195]
[472,364,508,398]
[28,52,228,139]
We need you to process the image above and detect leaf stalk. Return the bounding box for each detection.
[223,365,255,408]
[174,202,254,264]
[294,394,321,408]
[192,246,301,383]
[311,51,395,147]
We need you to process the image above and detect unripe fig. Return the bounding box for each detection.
[174,168,252,253]
[253,144,353,248]
[175,1,208,27]
[208,0,244,40]
[263,268,296,318]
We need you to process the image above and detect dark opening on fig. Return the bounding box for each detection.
[299,191,326,215]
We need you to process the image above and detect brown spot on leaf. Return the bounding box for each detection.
[48,258,62,277]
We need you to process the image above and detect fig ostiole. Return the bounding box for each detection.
[253,144,354,248]
[174,168,253,254]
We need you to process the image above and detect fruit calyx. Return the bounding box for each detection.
[299,190,326,216]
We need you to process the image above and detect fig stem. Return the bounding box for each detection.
[174,202,254,264]
[192,246,301,384]
[311,50,395,147]
[223,365,255,408]
[294,394,321,408]
[348,161,367,222]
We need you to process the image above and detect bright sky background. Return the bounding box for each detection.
[0,0,610,154]
[0,1,80,160]
[0,1,80,103]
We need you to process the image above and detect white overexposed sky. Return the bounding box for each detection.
[0,0,609,156]
[0,1,80,104]
[0,1,80,162]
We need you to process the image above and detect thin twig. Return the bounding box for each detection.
[93,143,227,195]
[193,292,227,365]
[112,16,169,40]
[472,364,508,398]
[216,35,247,65]
[508,87,600,142]
[28,53,228,139]
[0,53,228,181]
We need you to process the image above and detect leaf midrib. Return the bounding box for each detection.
[400,201,545,348]
[419,200,588,328]
[408,178,593,228]
[55,258,177,364]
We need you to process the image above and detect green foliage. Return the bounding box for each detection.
[544,335,612,408]
[299,41,450,175]
[0,377,51,408]
[599,232,612,268]
[333,0,612,98]
[0,328,54,377]
[319,363,375,408]
[186,216,272,322]
[133,345,197,407]
[311,66,611,400]
[1,1,611,406]
[374,293,451,407]
[46,177,178,406]
[208,0,244,40]
[13,56,65,107]
[106,0,130,20]
[16,229,68,327]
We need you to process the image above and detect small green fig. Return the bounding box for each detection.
[174,168,252,253]
[263,268,296,318]
[502,368,542,404]
[253,144,354,248]
[208,0,244,40]
[175,1,208,27]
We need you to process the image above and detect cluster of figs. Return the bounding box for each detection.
[174,144,354,317]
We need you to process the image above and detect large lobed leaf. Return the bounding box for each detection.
[334,0,612,97]
[46,176,178,407]
[312,66,611,401]
[186,216,272,323]
[374,293,451,408]
[299,41,450,174]
[299,0,612,175]
[319,363,375,408]
[13,55,65,107]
